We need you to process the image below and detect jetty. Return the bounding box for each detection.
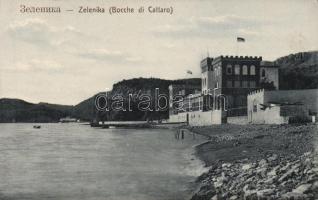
[90,121,153,128]
[89,121,187,129]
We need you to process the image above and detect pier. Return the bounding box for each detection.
[89,121,187,129]
[90,121,153,128]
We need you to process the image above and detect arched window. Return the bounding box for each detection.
[242,65,248,75]
[250,65,256,75]
[261,69,266,77]
[253,100,258,112]
[226,64,232,75]
[235,64,240,75]
[215,67,220,76]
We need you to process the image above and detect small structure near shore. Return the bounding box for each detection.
[90,121,152,129]
[59,116,78,123]
[247,89,318,124]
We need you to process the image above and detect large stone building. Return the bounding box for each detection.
[169,55,280,125]
[201,56,279,116]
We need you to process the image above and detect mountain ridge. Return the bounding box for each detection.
[1,50,317,122]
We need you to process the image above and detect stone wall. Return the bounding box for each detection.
[265,89,318,114]
[168,110,224,126]
[247,89,265,123]
[227,116,248,125]
[168,113,187,123]
[189,110,223,126]
[249,105,289,124]
[280,105,309,117]
[247,89,317,124]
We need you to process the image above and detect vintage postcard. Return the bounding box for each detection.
[0,0,317,199]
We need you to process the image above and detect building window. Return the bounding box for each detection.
[235,65,240,75]
[226,80,233,88]
[215,82,219,88]
[242,65,248,75]
[250,65,256,75]
[242,81,248,88]
[249,81,256,88]
[253,105,257,112]
[216,67,220,76]
[261,69,266,77]
[226,64,232,75]
[234,80,240,88]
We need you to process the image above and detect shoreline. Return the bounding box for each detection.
[185,123,318,200]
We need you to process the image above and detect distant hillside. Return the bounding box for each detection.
[72,78,201,122]
[0,78,200,123]
[73,51,318,121]
[275,51,318,89]
[72,96,95,121]
[2,51,317,123]
[0,98,73,123]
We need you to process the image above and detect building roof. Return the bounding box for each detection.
[201,55,263,65]
[260,61,280,68]
[215,55,262,61]
[169,84,201,89]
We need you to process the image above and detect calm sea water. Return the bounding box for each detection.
[0,123,207,200]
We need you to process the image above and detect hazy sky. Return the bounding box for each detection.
[0,0,317,105]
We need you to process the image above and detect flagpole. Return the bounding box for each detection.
[235,39,238,56]
[236,37,245,56]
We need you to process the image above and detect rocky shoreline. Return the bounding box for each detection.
[188,124,318,200]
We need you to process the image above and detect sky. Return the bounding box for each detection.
[0,0,317,105]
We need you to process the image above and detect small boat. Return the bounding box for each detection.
[33,125,41,129]
[59,116,78,123]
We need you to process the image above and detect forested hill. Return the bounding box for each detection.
[275,51,318,89]
[73,78,201,121]
[0,98,73,122]
[67,51,318,121]
[1,51,317,123]
[0,78,201,122]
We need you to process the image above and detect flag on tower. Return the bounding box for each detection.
[237,37,245,42]
[186,70,193,75]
